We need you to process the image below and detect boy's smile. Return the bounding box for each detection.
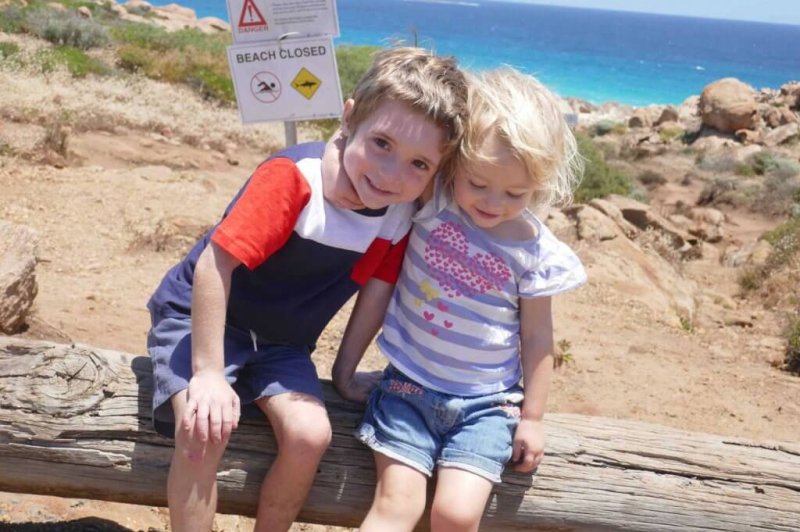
[341,99,444,210]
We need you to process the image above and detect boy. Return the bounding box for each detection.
[146,47,467,531]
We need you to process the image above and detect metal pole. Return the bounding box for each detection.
[284,121,298,147]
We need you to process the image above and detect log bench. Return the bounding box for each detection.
[1,336,798,531]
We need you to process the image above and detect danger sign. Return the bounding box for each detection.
[226,0,340,44]
[238,0,267,32]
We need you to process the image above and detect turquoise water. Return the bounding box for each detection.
[150,0,800,106]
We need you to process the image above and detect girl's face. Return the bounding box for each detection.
[453,135,536,231]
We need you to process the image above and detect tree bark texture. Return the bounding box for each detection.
[1,336,798,531]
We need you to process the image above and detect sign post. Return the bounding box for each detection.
[225,0,342,146]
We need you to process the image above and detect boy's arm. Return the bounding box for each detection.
[185,241,242,444]
[332,277,394,402]
[513,296,555,472]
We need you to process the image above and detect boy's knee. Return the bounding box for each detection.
[279,417,332,457]
[174,429,228,467]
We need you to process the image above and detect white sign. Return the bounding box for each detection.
[228,37,344,123]
[227,0,340,43]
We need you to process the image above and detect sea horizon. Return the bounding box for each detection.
[148,0,800,107]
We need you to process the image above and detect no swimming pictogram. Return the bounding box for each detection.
[251,72,281,103]
[239,0,267,32]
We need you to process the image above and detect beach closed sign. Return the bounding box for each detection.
[226,0,340,43]
[228,37,343,123]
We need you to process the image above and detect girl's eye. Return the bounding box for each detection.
[412,160,429,171]
[507,192,526,199]
[373,138,389,149]
[469,181,486,189]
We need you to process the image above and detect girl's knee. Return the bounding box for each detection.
[430,503,482,531]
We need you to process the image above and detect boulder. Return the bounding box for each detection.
[0,221,39,334]
[699,78,758,134]
[780,81,800,110]
[763,123,800,147]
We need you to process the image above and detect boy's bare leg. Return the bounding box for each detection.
[430,467,493,532]
[167,390,229,532]
[253,392,333,532]
[360,453,428,532]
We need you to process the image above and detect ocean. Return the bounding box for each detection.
[149,0,799,106]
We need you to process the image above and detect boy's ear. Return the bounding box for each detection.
[341,99,355,136]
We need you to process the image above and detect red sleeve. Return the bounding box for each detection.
[212,159,312,270]
[351,232,410,286]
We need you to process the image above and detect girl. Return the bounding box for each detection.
[334,67,586,532]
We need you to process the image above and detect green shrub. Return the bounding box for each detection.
[785,316,800,375]
[25,8,109,50]
[0,5,26,33]
[0,41,20,58]
[39,45,111,77]
[590,119,623,137]
[659,126,684,143]
[574,133,633,203]
[739,218,800,293]
[335,44,381,99]
[638,169,667,188]
[735,163,756,176]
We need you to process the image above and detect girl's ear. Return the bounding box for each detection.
[340,99,355,136]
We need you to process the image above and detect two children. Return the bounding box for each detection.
[146,47,467,531]
[333,68,586,531]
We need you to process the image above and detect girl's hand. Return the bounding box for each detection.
[335,370,382,403]
[511,418,546,473]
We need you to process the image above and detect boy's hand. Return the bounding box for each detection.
[183,370,241,445]
[511,418,546,473]
[334,370,382,403]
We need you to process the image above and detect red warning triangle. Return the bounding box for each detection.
[239,0,267,29]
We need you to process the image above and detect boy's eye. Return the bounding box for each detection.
[412,160,429,171]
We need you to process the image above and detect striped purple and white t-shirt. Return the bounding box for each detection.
[377,184,587,396]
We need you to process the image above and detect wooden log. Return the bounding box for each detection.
[1,336,798,531]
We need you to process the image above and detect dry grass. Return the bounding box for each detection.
[0,34,289,154]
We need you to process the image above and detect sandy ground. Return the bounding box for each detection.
[1,53,798,530]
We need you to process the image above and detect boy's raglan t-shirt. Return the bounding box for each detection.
[148,142,413,348]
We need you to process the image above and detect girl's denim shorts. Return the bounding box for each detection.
[356,366,523,483]
[147,315,324,438]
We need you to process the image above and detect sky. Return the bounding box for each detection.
[501,0,799,26]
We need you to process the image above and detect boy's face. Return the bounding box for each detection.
[340,99,444,210]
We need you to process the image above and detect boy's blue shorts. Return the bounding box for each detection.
[355,366,524,483]
[147,315,324,438]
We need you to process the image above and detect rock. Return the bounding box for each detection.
[566,204,622,242]
[735,129,761,145]
[780,81,800,110]
[762,105,799,128]
[763,123,800,147]
[604,195,696,253]
[0,221,39,334]
[699,78,758,134]
[587,198,639,238]
[77,6,92,19]
[656,106,679,125]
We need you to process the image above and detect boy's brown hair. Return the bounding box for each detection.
[347,47,468,180]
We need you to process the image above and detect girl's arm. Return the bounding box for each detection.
[332,277,395,402]
[512,295,555,472]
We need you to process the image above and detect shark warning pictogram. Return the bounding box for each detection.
[239,0,268,31]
